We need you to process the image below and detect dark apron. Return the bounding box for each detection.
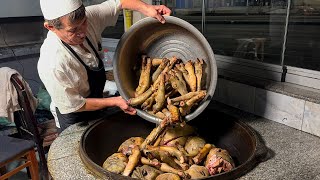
[56,37,106,132]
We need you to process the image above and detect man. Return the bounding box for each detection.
[38,0,171,132]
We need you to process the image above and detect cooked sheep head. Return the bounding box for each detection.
[185,164,209,179]
[102,153,128,174]
[145,145,186,164]
[131,165,162,180]
[205,147,235,175]
[118,137,144,156]
[184,136,206,157]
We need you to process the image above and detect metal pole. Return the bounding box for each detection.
[202,0,206,34]
[246,0,249,15]
[279,0,291,82]
[281,0,291,66]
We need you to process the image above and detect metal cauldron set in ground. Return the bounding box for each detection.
[79,110,268,179]
[79,16,268,179]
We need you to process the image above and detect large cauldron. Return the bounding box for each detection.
[79,109,268,179]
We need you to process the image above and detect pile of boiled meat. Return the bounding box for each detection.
[101,55,234,179]
[102,123,235,180]
[128,55,207,121]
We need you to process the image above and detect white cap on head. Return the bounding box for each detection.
[40,0,83,20]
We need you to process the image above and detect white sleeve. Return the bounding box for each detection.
[85,0,121,35]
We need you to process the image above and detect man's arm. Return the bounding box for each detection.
[77,96,136,115]
[120,0,171,23]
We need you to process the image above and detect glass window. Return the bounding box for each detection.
[204,0,287,65]
[101,16,124,39]
[162,0,203,32]
[84,0,124,39]
[84,0,320,73]
[285,0,320,71]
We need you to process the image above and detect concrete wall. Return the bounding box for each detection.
[212,78,320,138]
[0,0,42,18]
[0,17,46,94]
[0,18,45,47]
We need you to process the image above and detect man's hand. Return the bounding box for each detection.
[143,5,171,24]
[120,0,171,24]
[115,96,137,115]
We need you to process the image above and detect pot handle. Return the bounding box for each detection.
[254,137,269,163]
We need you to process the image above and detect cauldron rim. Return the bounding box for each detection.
[79,114,268,180]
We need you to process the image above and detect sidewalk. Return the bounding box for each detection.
[0,43,41,60]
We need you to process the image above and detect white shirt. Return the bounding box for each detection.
[38,0,120,114]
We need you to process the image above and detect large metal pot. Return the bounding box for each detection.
[113,16,217,124]
[79,109,268,179]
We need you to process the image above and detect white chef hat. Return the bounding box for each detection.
[40,0,83,20]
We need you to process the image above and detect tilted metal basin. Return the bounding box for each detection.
[113,16,217,123]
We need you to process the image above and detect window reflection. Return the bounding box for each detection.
[285,0,320,71]
[85,0,320,72]
[157,0,288,65]
[202,0,287,65]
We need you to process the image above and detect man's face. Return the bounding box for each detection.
[48,16,88,45]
